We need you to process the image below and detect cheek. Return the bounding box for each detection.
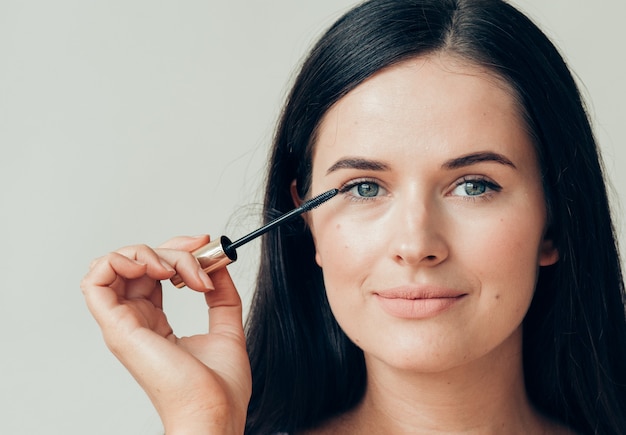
[315,221,380,344]
[468,213,544,300]
[316,222,365,268]
[313,216,383,287]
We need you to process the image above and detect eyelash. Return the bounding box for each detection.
[338,178,385,202]
[451,176,502,201]
[337,176,502,203]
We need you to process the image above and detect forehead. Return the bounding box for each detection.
[311,54,530,169]
[326,53,520,117]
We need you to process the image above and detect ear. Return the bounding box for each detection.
[290,180,323,267]
[538,237,559,266]
[290,179,303,208]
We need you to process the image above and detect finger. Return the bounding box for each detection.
[154,236,218,292]
[149,281,164,310]
[204,268,244,339]
[83,252,147,288]
[116,244,177,280]
[81,253,147,326]
[157,235,210,251]
[83,246,174,310]
[155,247,216,293]
[110,245,177,301]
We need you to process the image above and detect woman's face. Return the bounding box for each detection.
[304,55,558,372]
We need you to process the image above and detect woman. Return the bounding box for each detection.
[82,0,626,433]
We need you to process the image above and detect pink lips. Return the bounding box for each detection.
[374,287,467,319]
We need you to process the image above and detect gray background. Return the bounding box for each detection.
[1,1,624,433]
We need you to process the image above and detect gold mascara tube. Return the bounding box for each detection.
[170,188,338,288]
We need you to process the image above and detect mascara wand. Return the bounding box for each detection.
[171,188,338,288]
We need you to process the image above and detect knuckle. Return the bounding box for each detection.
[79,277,90,294]
[88,256,102,270]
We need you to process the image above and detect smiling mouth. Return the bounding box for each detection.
[374,291,467,319]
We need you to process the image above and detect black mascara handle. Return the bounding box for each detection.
[170,188,338,289]
[226,188,338,252]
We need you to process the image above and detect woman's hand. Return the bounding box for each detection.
[81,235,251,435]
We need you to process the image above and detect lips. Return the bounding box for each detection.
[373,286,467,319]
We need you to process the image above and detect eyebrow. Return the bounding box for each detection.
[442,151,516,170]
[325,151,516,175]
[326,157,390,174]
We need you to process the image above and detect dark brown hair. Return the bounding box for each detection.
[245,1,626,433]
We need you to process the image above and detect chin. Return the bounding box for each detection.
[363,339,474,374]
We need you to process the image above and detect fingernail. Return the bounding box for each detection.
[197,270,215,290]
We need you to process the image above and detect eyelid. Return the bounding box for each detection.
[448,175,502,198]
[338,177,383,193]
[338,177,388,202]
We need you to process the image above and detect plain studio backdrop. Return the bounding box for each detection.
[0,1,624,433]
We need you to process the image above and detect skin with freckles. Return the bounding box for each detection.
[299,54,565,434]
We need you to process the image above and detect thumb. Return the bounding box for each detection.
[205,267,244,337]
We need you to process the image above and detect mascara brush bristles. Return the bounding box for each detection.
[300,188,339,211]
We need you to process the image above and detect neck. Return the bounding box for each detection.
[343,329,549,434]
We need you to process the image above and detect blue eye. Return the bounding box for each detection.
[354,182,379,197]
[451,178,500,197]
[340,180,385,200]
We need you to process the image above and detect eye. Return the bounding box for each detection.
[339,180,386,201]
[450,177,501,198]
[354,182,379,197]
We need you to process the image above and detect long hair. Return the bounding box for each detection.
[244,1,626,433]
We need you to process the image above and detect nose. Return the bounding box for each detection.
[388,195,449,267]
